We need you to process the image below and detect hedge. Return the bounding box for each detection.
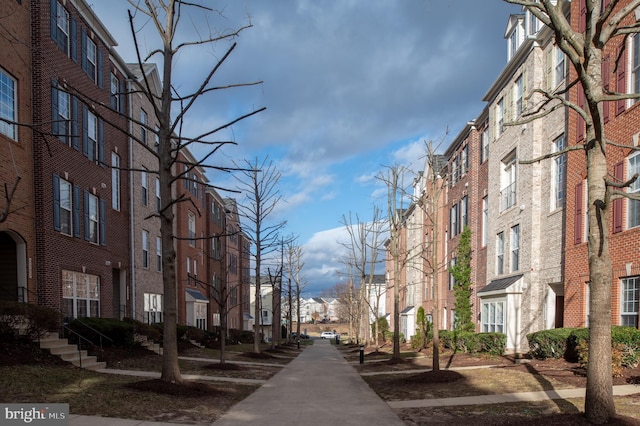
[528,327,640,368]
[439,330,506,355]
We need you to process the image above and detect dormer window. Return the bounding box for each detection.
[509,28,518,60]
[506,15,525,62]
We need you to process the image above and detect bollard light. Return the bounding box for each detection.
[359,345,364,364]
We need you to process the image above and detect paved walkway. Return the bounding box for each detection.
[68,341,640,426]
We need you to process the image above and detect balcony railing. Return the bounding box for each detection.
[500,182,517,211]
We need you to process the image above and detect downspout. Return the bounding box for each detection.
[127,77,136,320]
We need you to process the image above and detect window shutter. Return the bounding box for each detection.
[119,81,126,114]
[97,49,103,89]
[71,96,79,150]
[53,174,61,231]
[613,161,624,233]
[574,181,583,244]
[50,0,57,42]
[616,44,627,115]
[81,29,88,75]
[602,55,610,123]
[82,105,89,158]
[73,185,81,238]
[83,190,90,241]
[99,199,106,246]
[98,118,104,165]
[577,83,585,141]
[51,81,59,139]
[70,16,77,62]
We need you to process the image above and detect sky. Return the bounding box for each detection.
[91,0,522,296]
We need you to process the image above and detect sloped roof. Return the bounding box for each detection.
[478,274,524,294]
[400,305,414,314]
[185,288,208,302]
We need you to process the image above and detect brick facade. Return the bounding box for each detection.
[0,0,36,304]
[32,0,130,319]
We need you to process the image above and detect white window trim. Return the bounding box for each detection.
[0,69,17,140]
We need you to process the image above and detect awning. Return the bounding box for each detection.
[185,288,209,303]
[478,274,524,296]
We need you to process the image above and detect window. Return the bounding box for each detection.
[155,177,161,212]
[460,145,468,175]
[51,1,76,57]
[0,69,17,140]
[450,203,458,237]
[632,34,640,102]
[82,106,103,163]
[141,169,148,206]
[187,256,191,275]
[515,74,523,117]
[481,300,504,333]
[497,232,504,275]
[229,253,238,274]
[553,135,567,209]
[53,175,74,236]
[629,153,640,229]
[500,151,517,211]
[81,30,101,85]
[511,224,520,272]
[481,127,489,163]
[195,303,207,330]
[62,270,99,319]
[211,236,222,261]
[52,83,79,147]
[508,26,519,60]
[621,277,640,327]
[154,125,159,152]
[110,73,119,112]
[554,45,566,87]
[140,109,147,145]
[188,212,196,247]
[156,237,162,272]
[111,152,120,211]
[528,9,539,35]
[85,192,100,244]
[142,230,149,268]
[460,196,468,228]
[482,196,488,247]
[144,293,163,324]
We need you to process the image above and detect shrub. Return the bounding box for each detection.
[67,317,135,347]
[440,330,505,355]
[0,301,59,341]
[573,326,640,370]
[527,328,577,360]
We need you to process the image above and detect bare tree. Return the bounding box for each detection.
[340,208,385,349]
[504,1,640,422]
[419,141,448,372]
[233,156,286,353]
[126,0,264,383]
[378,165,410,361]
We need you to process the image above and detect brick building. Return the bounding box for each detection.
[564,0,640,328]
[0,0,35,304]
[479,8,568,353]
[128,62,164,323]
[32,0,130,319]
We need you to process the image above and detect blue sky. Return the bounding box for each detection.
[92,0,521,296]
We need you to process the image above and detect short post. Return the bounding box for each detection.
[297,339,300,350]
[359,345,364,364]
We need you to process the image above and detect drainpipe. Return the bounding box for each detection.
[127,77,136,320]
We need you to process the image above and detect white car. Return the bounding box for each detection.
[320,331,336,339]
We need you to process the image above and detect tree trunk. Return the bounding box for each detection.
[584,138,615,423]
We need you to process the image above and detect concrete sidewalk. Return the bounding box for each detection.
[212,339,406,426]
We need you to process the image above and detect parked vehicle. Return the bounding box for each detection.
[320,331,336,339]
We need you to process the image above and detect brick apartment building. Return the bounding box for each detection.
[32,0,131,319]
[0,0,253,337]
[128,62,164,323]
[0,0,36,304]
[564,0,640,328]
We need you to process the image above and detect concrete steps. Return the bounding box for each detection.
[134,334,163,355]
[39,332,106,370]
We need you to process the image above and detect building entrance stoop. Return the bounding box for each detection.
[38,332,106,370]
